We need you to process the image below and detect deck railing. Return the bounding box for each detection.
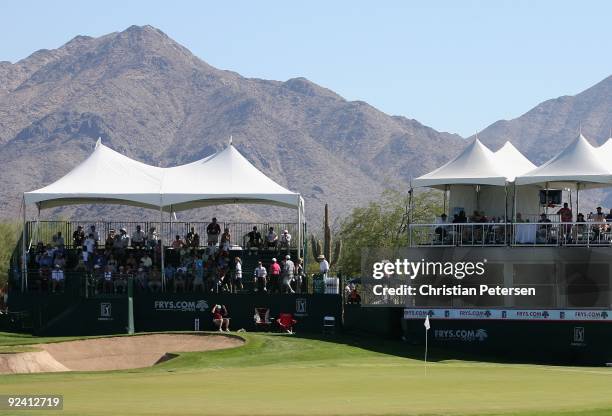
[25,221,301,249]
[409,221,612,247]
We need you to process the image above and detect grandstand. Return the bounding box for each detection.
[6,140,342,337]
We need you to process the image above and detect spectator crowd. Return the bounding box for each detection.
[29,219,306,295]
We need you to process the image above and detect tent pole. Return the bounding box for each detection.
[504,183,508,245]
[160,203,165,292]
[21,196,27,292]
[513,181,517,222]
[443,185,448,216]
[297,197,301,261]
[545,182,549,216]
[576,183,580,216]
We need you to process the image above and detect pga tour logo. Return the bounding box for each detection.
[434,329,488,342]
[295,298,307,316]
[98,302,113,321]
[573,327,585,344]
[154,300,209,312]
[100,302,112,317]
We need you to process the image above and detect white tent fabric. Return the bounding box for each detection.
[515,134,612,188]
[413,139,508,188]
[24,140,165,209]
[24,140,302,211]
[160,145,301,211]
[494,141,537,181]
[598,137,612,164]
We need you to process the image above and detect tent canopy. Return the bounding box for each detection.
[515,134,612,188]
[598,137,612,164]
[24,140,302,211]
[494,141,537,182]
[413,139,509,188]
[160,145,301,211]
[24,140,165,210]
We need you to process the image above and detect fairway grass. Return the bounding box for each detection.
[0,331,611,416]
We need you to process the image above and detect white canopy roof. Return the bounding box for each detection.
[598,137,612,164]
[413,139,509,188]
[24,141,165,210]
[160,145,301,210]
[25,140,302,211]
[494,141,537,182]
[515,134,612,188]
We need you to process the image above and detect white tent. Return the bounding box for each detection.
[492,142,540,219]
[516,134,612,188]
[598,137,612,164]
[25,140,302,211]
[414,139,538,219]
[413,139,508,188]
[160,145,302,211]
[24,140,165,210]
[494,141,537,181]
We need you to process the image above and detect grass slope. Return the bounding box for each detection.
[0,331,611,416]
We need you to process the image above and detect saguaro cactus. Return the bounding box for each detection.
[310,203,342,269]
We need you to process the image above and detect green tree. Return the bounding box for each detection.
[0,222,20,286]
[337,189,442,276]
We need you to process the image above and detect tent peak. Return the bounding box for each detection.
[95,137,102,148]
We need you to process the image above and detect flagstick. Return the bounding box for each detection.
[424,325,428,376]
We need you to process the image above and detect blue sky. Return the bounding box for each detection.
[1,0,610,136]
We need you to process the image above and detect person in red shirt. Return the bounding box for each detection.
[557,202,573,242]
[212,304,230,332]
[269,258,281,294]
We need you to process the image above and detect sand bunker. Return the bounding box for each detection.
[0,334,243,374]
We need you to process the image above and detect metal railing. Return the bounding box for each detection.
[20,268,321,295]
[409,223,508,247]
[26,221,300,249]
[409,221,612,247]
[512,221,612,246]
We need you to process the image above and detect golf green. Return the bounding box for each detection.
[0,331,611,416]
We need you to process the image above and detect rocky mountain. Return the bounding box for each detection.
[0,25,463,225]
[475,75,612,163]
[475,75,612,209]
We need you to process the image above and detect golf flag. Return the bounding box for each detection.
[424,314,430,373]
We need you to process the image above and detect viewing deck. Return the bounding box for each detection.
[409,221,612,247]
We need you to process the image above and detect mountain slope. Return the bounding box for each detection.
[0,25,463,223]
[475,76,612,163]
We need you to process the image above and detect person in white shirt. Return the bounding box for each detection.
[279,230,292,251]
[88,225,100,243]
[318,255,330,278]
[140,253,153,270]
[281,255,295,294]
[146,226,159,248]
[132,225,146,249]
[83,234,96,263]
[253,261,268,292]
[51,265,64,292]
[266,227,278,249]
[118,228,130,248]
[233,257,243,292]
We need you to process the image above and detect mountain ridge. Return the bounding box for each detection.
[0,25,464,223]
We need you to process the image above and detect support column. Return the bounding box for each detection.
[21,196,27,292]
[297,197,301,260]
[159,203,166,292]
